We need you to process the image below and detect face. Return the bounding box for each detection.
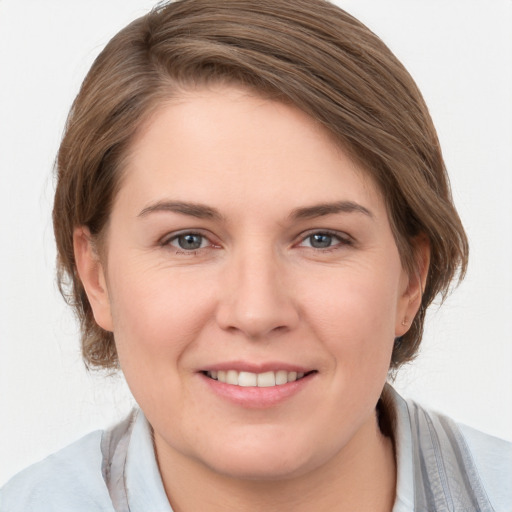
[77,86,421,481]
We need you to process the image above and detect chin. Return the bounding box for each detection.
[195,436,322,482]
[208,456,313,482]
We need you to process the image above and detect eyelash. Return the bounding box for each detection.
[160,229,353,255]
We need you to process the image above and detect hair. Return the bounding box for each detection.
[53,0,468,371]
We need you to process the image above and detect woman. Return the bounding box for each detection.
[1,0,510,510]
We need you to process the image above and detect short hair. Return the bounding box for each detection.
[53,0,468,370]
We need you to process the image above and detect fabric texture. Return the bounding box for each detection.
[390,387,512,512]
[1,386,511,511]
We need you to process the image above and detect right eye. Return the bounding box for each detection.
[167,232,210,251]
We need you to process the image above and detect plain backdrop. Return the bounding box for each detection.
[1,0,511,486]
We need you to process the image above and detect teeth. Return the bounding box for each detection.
[238,371,257,387]
[226,370,238,385]
[207,369,308,387]
[257,371,275,387]
[275,370,288,385]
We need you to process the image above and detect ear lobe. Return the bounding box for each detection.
[73,227,113,332]
[396,235,430,337]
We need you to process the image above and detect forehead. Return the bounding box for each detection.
[118,85,385,221]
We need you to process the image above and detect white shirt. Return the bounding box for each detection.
[1,386,511,511]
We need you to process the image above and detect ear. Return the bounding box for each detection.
[395,234,430,337]
[73,227,113,332]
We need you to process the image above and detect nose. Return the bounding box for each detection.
[215,246,300,339]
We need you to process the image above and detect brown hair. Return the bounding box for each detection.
[53,0,468,370]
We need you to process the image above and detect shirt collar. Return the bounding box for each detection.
[124,410,174,512]
[121,386,415,512]
[385,384,415,512]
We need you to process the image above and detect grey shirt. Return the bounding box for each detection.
[1,386,511,511]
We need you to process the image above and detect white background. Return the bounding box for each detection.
[1,0,511,486]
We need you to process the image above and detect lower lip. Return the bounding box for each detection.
[200,373,315,409]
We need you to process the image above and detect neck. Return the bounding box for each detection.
[154,410,396,512]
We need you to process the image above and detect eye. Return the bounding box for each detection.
[298,231,351,250]
[168,233,209,251]
[307,233,335,249]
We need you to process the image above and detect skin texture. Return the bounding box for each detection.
[74,86,427,512]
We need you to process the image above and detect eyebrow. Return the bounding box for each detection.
[138,200,224,220]
[290,201,374,220]
[137,199,373,222]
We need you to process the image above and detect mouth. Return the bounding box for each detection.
[202,369,316,388]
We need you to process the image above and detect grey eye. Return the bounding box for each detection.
[308,233,333,248]
[176,233,204,250]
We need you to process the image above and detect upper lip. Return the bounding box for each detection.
[200,361,314,374]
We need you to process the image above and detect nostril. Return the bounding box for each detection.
[215,269,300,338]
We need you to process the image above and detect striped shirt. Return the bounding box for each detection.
[1,386,510,511]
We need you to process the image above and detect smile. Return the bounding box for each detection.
[204,370,310,387]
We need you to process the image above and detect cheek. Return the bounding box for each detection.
[106,258,217,363]
[105,262,220,418]
[300,265,400,367]
[306,267,400,332]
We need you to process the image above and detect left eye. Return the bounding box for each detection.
[169,233,208,251]
[299,232,347,249]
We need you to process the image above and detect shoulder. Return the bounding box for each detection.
[458,422,512,508]
[390,385,512,512]
[0,430,112,511]
[0,412,136,512]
